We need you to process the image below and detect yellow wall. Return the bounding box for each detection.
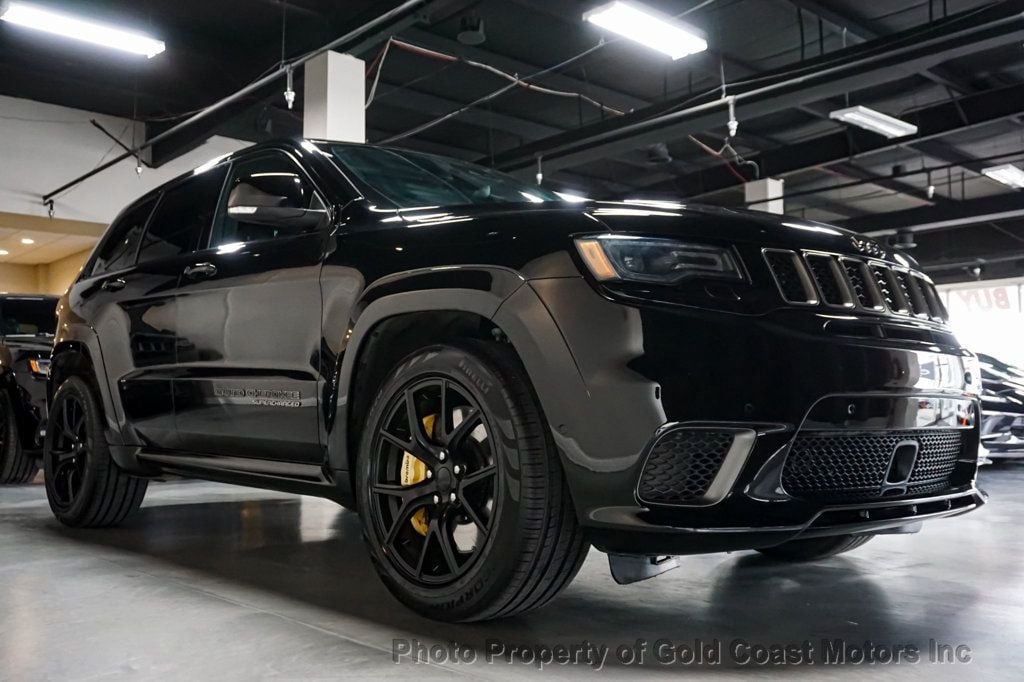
[0,249,91,296]
[0,263,45,294]
[42,249,90,295]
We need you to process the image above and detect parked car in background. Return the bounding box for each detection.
[0,295,58,483]
[978,353,1024,459]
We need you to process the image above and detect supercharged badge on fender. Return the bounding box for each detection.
[213,386,302,408]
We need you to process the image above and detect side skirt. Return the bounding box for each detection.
[135,450,348,504]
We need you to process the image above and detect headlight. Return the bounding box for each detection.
[28,357,50,377]
[575,236,743,284]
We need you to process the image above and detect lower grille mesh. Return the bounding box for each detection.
[638,430,733,505]
[782,430,965,501]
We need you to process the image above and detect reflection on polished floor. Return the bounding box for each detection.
[1,465,1023,680]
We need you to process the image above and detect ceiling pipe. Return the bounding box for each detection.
[41,0,432,204]
[490,1,1024,176]
[842,192,1024,237]
[735,146,1024,208]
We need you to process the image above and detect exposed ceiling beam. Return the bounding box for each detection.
[368,80,655,171]
[373,81,561,141]
[689,51,939,206]
[783,0,1001,198]
[490,2,1024,178]
[398,27,648,114]
[826,162,938,206]
[626,82,1024,197]
[841,192,1024,236]
[145,0,470,167]
[784,0,979,94]
[492,0,934,205]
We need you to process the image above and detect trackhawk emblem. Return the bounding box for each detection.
[851,236,885,258]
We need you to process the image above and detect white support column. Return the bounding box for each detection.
[745,178,785,215]
[302,51,365,142]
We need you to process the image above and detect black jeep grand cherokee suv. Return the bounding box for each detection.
[46,139,984,621]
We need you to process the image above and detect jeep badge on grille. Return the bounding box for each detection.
[851,236,885,258]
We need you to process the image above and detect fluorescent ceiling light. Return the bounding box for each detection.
[0,2,165,58]
[20,238,34,244]
[829,105,918,139]
[0,250,8,256]
[981,164,1024,189]
[555,191,591,203]
[584,1,708,60]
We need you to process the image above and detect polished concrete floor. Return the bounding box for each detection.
[1,464,1022,680]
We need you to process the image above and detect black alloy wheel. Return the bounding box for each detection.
[44,375,147,527]
[356,342,588,622]
[46,390,89,510]
[368,377,498,586]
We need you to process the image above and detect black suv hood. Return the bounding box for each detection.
[388,200,898,264]
[584,202,897,262]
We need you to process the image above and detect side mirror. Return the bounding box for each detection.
[227,204,326,230]
[226,182,327,230]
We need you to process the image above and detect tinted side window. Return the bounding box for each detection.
[138,166,228,264]
[92,197,156,276]
[211,153,323,247]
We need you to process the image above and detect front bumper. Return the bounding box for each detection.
[519,278,984,555]
[585,487,984,555]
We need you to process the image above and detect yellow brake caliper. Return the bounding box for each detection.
[400,414,435,536]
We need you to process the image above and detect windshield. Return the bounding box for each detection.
[1,297,57,336]
[328,144,562,209]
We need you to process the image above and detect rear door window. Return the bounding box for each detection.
[138,166,228,264]
[91,197,156,276]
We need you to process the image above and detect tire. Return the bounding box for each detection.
[44,376,148,528]
[356,341,588,622]
[0,390,37,484]
[757,534,874,561]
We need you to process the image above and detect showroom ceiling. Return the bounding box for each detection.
[3,0,1024,281]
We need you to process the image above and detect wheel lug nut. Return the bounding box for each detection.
[439,451,446,462]
[449,492,457,503]
[433,495,440,504]
[453,465,460,475]
[426,470,433,479]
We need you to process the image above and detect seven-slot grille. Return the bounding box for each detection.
[781,429,965,501]
[764,249,948,321]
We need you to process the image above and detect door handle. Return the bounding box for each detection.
[100,278,126,292]
[183,262,218,279]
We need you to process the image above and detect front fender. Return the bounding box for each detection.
[324,265,525,475]
[324,266,664,518]
[51,326,124,448]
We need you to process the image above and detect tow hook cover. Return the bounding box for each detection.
[607,553,679,585]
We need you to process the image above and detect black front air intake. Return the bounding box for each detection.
[637,429,734,505]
